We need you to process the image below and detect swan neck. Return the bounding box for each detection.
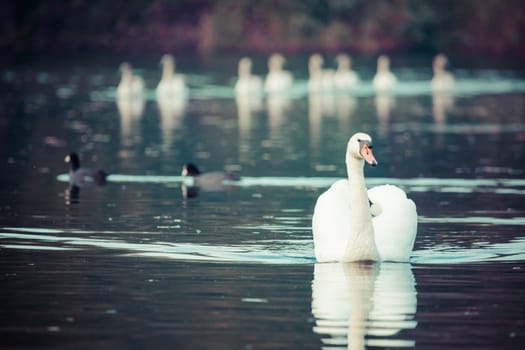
[121,69,133,82]
[344,156,379,261]
[162,62,174,80]
[346,158,368,207]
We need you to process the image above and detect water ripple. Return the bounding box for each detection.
[1,226,524,265]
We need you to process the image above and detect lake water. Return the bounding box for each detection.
[1,54,525,349]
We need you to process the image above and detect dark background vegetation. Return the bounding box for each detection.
[1,0,524,60]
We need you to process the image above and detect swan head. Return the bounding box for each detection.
[309,54,323,66]
[161,54,175,66]
[433,54,448,73]
[347,132,378,166]
[119,62,131,71]
[238,57,253,77]
[308,54,324,76]
[336,54,351,70]
[268,53,285,71]
[119,62,132,76]
[377,55,390,73]
[160,54,175,73]
[118,62,134,82]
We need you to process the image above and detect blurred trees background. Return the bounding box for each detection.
[1,0,524,58]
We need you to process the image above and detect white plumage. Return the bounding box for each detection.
[333,54,360,90]
[431,54,455,92]
[264,53,293,94]
[156,54,188,99]
[234,57,263,97]
[372,55,397,92]
[312,132,417,262]
[308,54,334,92]
[116,62,144,100]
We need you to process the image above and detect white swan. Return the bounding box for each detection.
[308,54,334,92]
[312,132,417,262]
[431,54,455,92]
[116,62,144,100]
[264,53,293,94]
[156,54,188,99]
[372,55,397,92]
[234,57,263,97]
[333,54,360,90]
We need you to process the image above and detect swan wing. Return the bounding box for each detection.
[265,71,293,93]
[131,76,144,96]
[368,185,417,262]
[157,75,187,99]
[312,179,352,262]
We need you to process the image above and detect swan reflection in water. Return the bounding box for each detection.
[308,91,356,159]
[236,93,262,164]
[374,92,395,126]
[432,90,454,148]
[157,95,187,150]
[312,262,417,349]
[116,62,145,149]
[235,57,264,163]
[432,91,454,126]
[116,91,145,149]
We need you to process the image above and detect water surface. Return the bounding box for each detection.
[1,54,524,349]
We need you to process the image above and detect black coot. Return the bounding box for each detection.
[65,153,107,187]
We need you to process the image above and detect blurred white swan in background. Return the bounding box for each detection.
[373,55,397,92]
[312,262,417,349]
[156,54,188,99]
[431,54,455,92]
[116,62,144,100]
[312,132,417,262]
[264,53,293,94]
[334,54,360,90]
[116,62,145,148]
[308,54,334,92]
[235,57,263,98]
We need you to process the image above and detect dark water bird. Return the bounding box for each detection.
[181,163,239,198]
[65,153,107,187]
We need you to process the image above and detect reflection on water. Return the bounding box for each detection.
[0,228,314,264]
[432,92,454,125]
[312,263,416,349]
[267,94,292,130]
[157,95,187,150]
[308,91,357,158]
[64,185,80,205]
[236,94,262,163]
[2,213,525,264]
[116,95,145,147]
[374,93,396,124]
[374,92,396,137]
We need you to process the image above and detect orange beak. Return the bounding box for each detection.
[360,143,378,166]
